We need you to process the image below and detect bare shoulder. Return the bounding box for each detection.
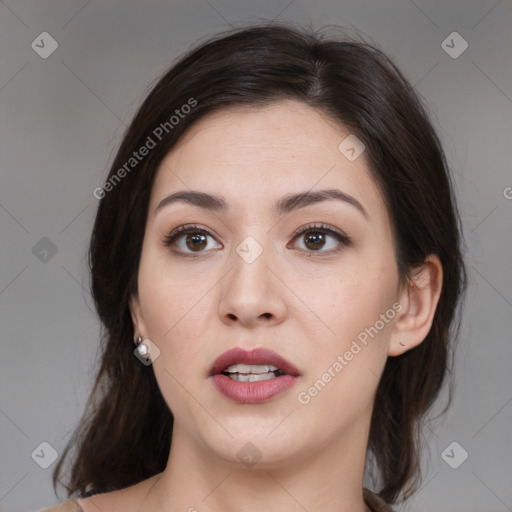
[76,474,162,512]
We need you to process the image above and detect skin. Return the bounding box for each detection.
[79,100,442,512]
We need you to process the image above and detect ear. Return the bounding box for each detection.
[388,254,443,356]
[129,293,147,338]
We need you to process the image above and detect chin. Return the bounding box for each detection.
[198,421,313,469]
[211,440,302,470]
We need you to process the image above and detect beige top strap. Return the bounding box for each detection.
[39,499,82,512]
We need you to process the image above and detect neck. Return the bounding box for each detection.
[145,412,372,512]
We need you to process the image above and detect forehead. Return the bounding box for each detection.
[150,100,387,222]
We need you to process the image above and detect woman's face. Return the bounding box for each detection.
[130,100,405,468]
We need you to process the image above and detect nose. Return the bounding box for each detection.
[217,241,287,329]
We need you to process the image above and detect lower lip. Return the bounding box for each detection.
[211,374,299,404]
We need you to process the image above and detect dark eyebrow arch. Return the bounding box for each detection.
[155,188,368,220]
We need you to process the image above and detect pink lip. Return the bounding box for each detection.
[209,347,301,404]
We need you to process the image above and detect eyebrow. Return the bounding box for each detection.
[155,188,369,220]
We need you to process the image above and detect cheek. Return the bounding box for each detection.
[137,243,209,333]
[137,255,209,414]
[319,262,397,335]
[300,259,397,386]
[296,279,393,423]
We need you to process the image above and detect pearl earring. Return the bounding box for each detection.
[134,335,151,361]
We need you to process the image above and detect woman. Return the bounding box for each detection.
[42,22,466,512]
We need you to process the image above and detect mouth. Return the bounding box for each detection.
[209,347,301,404]
[221,363,285,382]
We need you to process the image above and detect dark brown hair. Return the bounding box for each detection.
[53,22,467,504]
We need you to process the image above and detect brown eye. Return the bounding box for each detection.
[291,223,352,255]
[185,232,208,251]
[303,231,326,251]
[163,225,222,255]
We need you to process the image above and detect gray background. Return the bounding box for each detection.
[1,1,511,511]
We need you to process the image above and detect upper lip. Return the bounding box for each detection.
[209,347,301,377]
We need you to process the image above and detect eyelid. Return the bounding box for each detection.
[288,222,352,255]
[291,223,351,245]
[161,224,221,256]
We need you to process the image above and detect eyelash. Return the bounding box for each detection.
[162,223,352,258]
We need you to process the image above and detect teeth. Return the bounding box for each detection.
[224,364,279,374]
[227,372,277,382]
